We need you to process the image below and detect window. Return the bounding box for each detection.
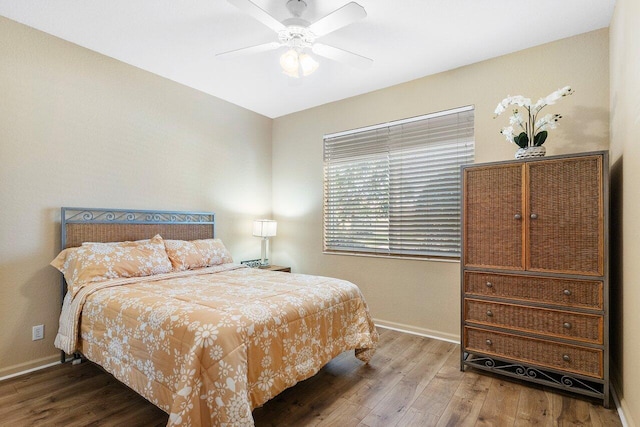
[323,106,474,258]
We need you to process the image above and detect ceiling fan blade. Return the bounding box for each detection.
[312,43,372,69]
[227,0,286,33]
[217,42,282,58]
[308,2,367,37]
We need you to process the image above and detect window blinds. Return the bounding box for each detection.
[323,106,475,258]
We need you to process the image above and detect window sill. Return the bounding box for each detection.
[322,251,460,263]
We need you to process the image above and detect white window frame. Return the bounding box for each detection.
[323,106,475,259]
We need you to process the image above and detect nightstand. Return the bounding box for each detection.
[259,265,291,272]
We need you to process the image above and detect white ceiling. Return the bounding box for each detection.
[0,0,615,118]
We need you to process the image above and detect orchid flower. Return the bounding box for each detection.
[494,86,573,148]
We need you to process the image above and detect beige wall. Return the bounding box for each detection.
[0,17,273,376]
[272,29,610,340]
[610,0,640,424]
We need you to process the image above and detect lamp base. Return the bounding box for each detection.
[260,237,270,267]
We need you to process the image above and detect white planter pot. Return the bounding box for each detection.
[515,146,546,159]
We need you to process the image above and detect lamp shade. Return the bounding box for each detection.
[252,219,277,237]
[299,53,319,76]
[280,49,299,78]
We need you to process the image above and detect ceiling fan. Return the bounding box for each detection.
[219,0,373,78]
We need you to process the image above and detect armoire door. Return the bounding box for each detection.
[527,155,604,275]
[463,163,524,270]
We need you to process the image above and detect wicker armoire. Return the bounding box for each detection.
[460,151,609,407]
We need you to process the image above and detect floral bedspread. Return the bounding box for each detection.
[55,264,378,426]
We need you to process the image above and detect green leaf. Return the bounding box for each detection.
[534,131,548,146]
[514,132,529,148]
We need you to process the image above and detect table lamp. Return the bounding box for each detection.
[252,219,277,266]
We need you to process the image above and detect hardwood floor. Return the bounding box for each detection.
[0,328,621,426]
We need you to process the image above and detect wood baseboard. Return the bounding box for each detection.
[373,318,460,344]
[610,376,633,427]
[0,354,62,382]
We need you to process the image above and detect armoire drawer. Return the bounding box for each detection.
[464,327,603,378]
[464,272,603,310]
[464,299,603,344]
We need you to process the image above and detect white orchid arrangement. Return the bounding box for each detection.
[494,86,574,148]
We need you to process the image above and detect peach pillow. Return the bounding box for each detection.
[163,238,234,271]
[51,234,173,297]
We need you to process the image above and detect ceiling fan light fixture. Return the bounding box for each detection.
[279,48,318,78]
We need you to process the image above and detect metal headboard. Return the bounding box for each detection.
[58,207,216,361]
[61,207,215,249]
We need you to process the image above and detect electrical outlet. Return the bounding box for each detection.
[32,324,44,341]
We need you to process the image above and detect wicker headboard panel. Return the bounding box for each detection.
[61,207,216,249]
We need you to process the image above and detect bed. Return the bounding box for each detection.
[52,207,378,426]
